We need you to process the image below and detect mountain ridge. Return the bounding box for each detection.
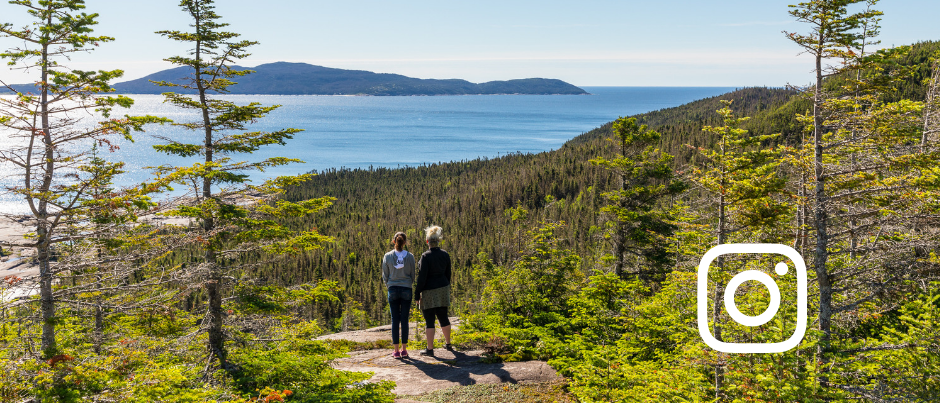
[4,62,588,96]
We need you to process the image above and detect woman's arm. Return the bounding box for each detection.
[414,253,427,300]
[407,254,416,286]
[445,252,452,285]
[381,254,389,287]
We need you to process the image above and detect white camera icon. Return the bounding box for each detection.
[697,244,807,354]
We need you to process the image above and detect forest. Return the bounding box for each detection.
[1,0,939,402]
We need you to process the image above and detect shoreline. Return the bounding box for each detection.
[0,212,193,303]
[0,219,38,302]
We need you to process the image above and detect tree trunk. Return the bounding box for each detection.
[924,61,940,151]
[614,139,627,278]
[93,303,104,355]
[712,280,723,400]
[615,221,626,278]
[37,18,57,358]
[37,242,55,357]
[813,49,833,387]
[713,196,726,400]
[205,257,225,365]
[794,167,806,254]
[712,130,729,401]
[193,20,226,369]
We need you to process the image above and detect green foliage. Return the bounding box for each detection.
[569,87,801,157]
[229,322,395,402]
[889,41,940,102]
[568,356,709,403]
[461,222,582,361]
[461,250,711,402]
[785,0,883,63]
[591,117,687,278]
[152,0,332,254]
[0,0,170,360]
[863,283,940,400]
[557,272,710,402]
[0,307,394,402]
[234,281,339,315]
[691,100,789,242]
[0,350,226,403]
[149,0,336,373]
[337,299,373,331]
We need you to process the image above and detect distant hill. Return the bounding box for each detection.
[4,62,588,96]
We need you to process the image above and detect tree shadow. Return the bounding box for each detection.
[401,349,519,386]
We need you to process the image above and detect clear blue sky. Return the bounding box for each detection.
[1,0,938,86]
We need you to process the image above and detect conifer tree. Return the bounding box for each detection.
[786,0,940,396]
[688,101,787,399]
[590,117,686,280]
[0,0,163,358]
[924,56,940,149]
[784,0,880,383]
[52,152,195,355]
[153,0,333,373]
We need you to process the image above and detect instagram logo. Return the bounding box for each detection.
[697,244,807,354]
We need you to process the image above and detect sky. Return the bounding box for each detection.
[0,0,938,87]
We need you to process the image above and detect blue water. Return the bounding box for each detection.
[0,87,733,212]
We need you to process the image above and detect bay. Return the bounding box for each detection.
[0,86,733,212]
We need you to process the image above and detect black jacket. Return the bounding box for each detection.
[414,247,451,299]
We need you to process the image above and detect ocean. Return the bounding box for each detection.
[0,87,733,212]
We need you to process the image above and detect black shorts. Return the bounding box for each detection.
[421,306,450,328]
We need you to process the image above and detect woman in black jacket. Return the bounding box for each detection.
[414,225,452,357]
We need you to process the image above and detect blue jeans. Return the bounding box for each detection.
[388,286,412,345]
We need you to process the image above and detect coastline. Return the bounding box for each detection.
[0,219,38,302]
[0,213,193,302]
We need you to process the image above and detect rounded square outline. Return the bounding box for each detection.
[697,243,807,354]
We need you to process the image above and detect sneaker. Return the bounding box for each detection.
[444,343,455,351]
[393,351,401,358]
[419,349,434,357]
[400,349,409,358]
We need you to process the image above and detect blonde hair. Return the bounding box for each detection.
[424,225,443,246]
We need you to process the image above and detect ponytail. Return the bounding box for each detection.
[392,232,407,251]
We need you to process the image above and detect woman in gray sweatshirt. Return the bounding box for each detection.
[382,231,416,358]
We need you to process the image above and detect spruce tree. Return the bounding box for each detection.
[924,55,940,148]
[688,100,788,399]
[787,0,940,396]
[153,0,333,373]
[784,0,880,385]
[0,0,162,358]
[590,117,686,280]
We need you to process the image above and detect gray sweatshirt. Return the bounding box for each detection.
[381,249,415,289]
